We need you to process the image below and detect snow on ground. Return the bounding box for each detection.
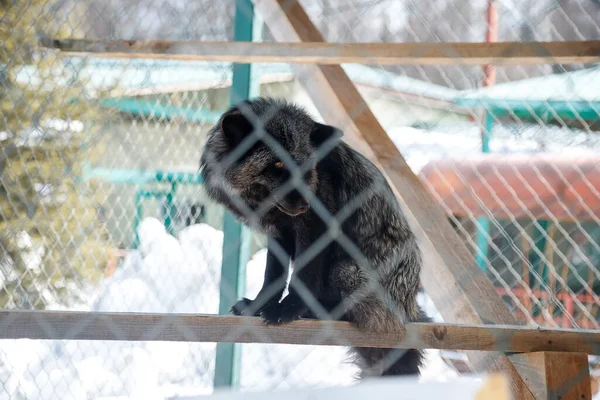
[0,218,456,400]
[388,124,599,172]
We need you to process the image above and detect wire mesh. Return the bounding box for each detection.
[1,0,600,398]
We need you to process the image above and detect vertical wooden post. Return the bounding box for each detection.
[510,352,591,400]
[214,0,254,389]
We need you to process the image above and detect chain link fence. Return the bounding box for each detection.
[1,0,600,398]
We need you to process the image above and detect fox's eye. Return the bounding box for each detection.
[274,161,284,168]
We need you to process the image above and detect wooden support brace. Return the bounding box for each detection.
[509,352,592,400]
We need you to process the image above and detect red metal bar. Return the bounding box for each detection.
[495,287,599,328]
[496,287,599,304]
[483,0,498,87]
[564,296,575,329]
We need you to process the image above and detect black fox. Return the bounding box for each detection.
[200,97,428,377]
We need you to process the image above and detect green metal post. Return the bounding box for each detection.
[481,112,493,153]
[529,220,550,290]
[213,0,254,389]
[133,191,143,249]
[475,112,494,271]
[164,182,177,236]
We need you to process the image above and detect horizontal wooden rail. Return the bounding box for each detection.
[41,39,600,66]
[1,311,599,354]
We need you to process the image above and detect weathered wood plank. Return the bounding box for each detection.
[510,352,592,400]
[41,38,600,66]
[251,0,537,398]
[1,311,600,355]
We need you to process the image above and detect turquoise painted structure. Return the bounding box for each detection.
[82,165,203,248]
[454,66,600,122]
[100,98,222,124]
[213,0,255,389]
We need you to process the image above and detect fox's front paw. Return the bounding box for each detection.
[231,297,278,316]
[260,300,305,325]
[230,298,254,316]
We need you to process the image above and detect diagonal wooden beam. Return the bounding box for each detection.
[252,0,540,398]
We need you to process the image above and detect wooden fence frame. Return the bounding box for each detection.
[1,311,599,353]
[43,39,600,65]
[35,1,600,398]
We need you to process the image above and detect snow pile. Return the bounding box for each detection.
[0,218,456,399]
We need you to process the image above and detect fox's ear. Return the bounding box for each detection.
[220,108,254,148]
[311,122,343,148]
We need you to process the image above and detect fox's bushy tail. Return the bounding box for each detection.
[348,309,431,378]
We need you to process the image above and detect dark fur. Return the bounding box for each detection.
[200,98,427,378]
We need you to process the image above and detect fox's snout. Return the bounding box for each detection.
[276,191,311,217]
